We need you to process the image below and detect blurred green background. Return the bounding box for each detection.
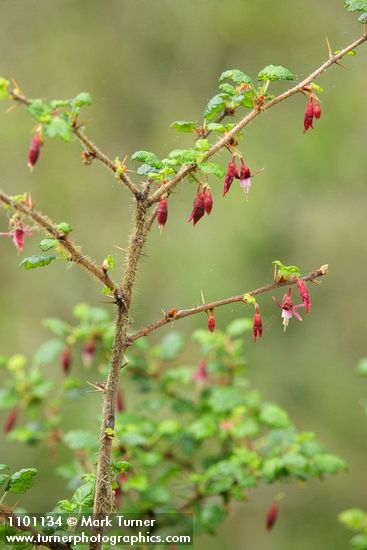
[0,0,366,548]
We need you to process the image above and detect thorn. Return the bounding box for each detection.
[326,36,333,59]
[200,289,205,305]
[5,104,18,114]
[87,381,105,392]
[113,245,128,252]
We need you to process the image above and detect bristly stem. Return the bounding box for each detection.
[0,190,118,294]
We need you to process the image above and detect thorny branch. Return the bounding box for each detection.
[128,265,329,343]
[147,32,367,205]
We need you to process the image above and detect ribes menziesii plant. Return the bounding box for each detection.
[0,2,366,549]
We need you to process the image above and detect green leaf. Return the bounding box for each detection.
[131,150,162,169]
[257,65,294,81]
[170,120,198,133]
[345,0,367,12]
[136,163,159,176]
[72,480,95,509]
[34,338,64,365]
[198,162,226,178]
[63,430,97,450]
[104,254,115,271]
[0,77,10,100]
[157,332,185,361]
[27,99,52,122]
[39,238,58,252]
[56,222,72,234]
[112,461,131,473]
[350,534,367,549]
[195,139,210,151]
[42,318,69,337]
[243,293,256,305]
[72,92,92,108]
[19,255,56,270]
[226,318,253,337]
[44,116,72,141]
[168,148,198,164]
[0,465,9,471]
[358,12,367,22]
[339,508,367,531]
[0,474,9,486]
[260,403,291,428]
[200,504,228,534]
[219,69,252,84]
[312,454,347,475]
[204,94,228,120]
[6,468,37,494]
[273,259,301,281]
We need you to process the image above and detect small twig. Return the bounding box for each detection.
[0,503,71,550]
[0,190,117,293]
[148,33,367,205]
[8,88,141,199]
[128,265,329,343]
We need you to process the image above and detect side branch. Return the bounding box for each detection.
[9,89,141,198]
[148,33,367,204]
[0,503,71,550]
[0,190,117,293]
[128,265,329,343]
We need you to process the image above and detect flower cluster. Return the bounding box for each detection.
[303,96,322,133]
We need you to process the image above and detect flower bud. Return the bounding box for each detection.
[207,309,216,333]
[188,191,205,226]
[28,132,42,170]
[4,409,17,434]
[295,277,311,314]
[313,98,322,119]
[157,198,168,230]
[203,188,213,215]
[223,156,239,196]
[303,97,314,133]
[61,346,72,376]
[192,359,209,383]
[253,303,263,342]
[266,502,279,531]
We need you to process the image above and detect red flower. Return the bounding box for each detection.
[303,97,314,133]
[192,359,209,383]
[203,188,213,215]
[273,287,304,330]
[157,198,168,230]
[313,98,322,119]
[83,339,97,366]
[207,309,216,333]
[28,132,42,170]
[188,191,205,226]
[223,156,239,196]
[266,502,279,532]
[239,158,252,195]
[4,409,17,434]
[0,220,32,253]
[61,346,72,376]
[295,277,311,314]
[253,303,263,342]
[116,389,124,412]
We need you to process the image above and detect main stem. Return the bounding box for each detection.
[90,198,148,549]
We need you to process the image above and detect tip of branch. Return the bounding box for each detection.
[319,264,329,275]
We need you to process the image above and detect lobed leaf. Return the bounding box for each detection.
[257,65,294,81]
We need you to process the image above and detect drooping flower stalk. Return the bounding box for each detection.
[207,309,216,333]
[295,277,311,314]
[253,302,263,342]
[157,197,168,230]
[223,155,239,196]
[266,502,279,532]
[273,287,304,330]
[28,131,43,170]
[188,188,205,226]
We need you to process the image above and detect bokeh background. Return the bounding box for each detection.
[0,1,366,548]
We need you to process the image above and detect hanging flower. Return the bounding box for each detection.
[223,155,239,196]
[83,338,97,366]
[303,97,314,132]
[266,502,279,532]
[116,389,124,412]
[313,98,322,119]
[4,409,17,434]
[157,198,168,230]
[272,287,304,330]
[0,219,32,253]
[295,277,311,314]
[28,131,43,170]
[203,188,213,215]
[207,309,216,333]
[239,158,252,195]
[192,359,209,384]
[61,346,72,376]
[188,190,205,226]
[253,303,263,342]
